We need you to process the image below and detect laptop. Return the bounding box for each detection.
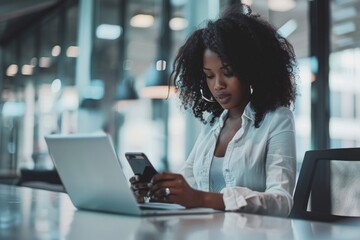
[44,132,219,216]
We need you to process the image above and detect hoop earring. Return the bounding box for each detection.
[250,85,253,95]
[200,89,216,103]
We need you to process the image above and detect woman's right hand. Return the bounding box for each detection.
[129,174,150,203]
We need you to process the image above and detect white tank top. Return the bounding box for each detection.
[209,156,226,193]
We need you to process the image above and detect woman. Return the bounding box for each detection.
[131,3,297,217]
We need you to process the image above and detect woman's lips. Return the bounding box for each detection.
[215,93,231,104]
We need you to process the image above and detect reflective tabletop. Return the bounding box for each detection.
[0,184,359,240]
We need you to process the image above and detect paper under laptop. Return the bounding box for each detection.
[45,132,219,216]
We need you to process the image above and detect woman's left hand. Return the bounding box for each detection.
[148,172,203,208]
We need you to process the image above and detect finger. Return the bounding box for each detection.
[151,172,181,183]
[150,191,171,203]
[131,182,149,191]
[133,188,148,195]
[163,194,176,203]
[149,174,187,191]
[132,187,149,195]
[135,194,145,203]
[148,180,178,193]
[151,190,179,203]
[149,174,183,191]
[151,186,179,200]
[154,196,172,203]
[149,187,167,200]
[133,190,149,203]
[129,174,141,184]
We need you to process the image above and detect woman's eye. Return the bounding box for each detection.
[206,75,214,79]
[224,71,234,77]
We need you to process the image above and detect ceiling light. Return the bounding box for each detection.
[96,24,122,40]
[39,57,52,68]
[169,17,188,31]
[268,0,296,12]
[130,14,154,28]
[66,46,79,57]
[6,64,18,76]
[52,45,61,57]
[21,64,33,75]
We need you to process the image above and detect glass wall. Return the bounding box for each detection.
[329,0,360,148]
[2,0,341,177]
[0,1,79,170]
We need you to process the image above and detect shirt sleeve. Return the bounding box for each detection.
[221,109,296,217]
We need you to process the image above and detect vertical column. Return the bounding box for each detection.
[31,27,41,169]
[113,0,128,151]
[117,0,127,85]
[158,0,172,171]
[75,0,93,99]
[184,0,219,156]
[310,0,330,150]
[21,81,35,169]
[309,0,331,214]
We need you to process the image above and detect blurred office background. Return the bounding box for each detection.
[0,0,359,180]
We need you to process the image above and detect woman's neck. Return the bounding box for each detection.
[227,111,243,120]
[227,102,248,120]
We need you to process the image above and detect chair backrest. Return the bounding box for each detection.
[17,168,65,192]
[290,148,360,222]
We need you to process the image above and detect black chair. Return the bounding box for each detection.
[290,148,360,223]
[17,168,65,192]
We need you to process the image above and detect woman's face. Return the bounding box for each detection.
[203,49,250,111]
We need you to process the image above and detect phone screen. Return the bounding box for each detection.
[125,152,158,182]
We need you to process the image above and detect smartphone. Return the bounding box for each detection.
[125,152,158,183]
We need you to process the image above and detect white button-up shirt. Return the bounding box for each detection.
[178,103,296,217]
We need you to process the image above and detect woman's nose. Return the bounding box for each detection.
[214,76,225,90]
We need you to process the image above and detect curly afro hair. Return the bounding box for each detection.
[171,4,297,127]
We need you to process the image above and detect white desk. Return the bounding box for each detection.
[0,184,359,240]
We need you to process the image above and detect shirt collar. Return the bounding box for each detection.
[211,102,255,134]
[218,102,255,126]
[218,110,228,128]
[243,102,255,121]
